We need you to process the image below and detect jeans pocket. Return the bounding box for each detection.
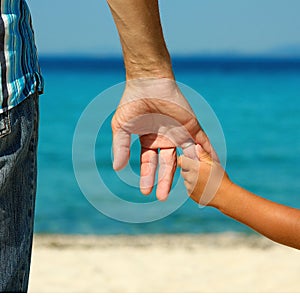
[0,111,11,138]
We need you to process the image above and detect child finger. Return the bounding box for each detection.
[177,155,195,170]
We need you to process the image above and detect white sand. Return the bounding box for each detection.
[29,233,300,293]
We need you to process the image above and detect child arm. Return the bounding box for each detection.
[178,145,300,250]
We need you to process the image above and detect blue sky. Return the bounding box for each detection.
[27,0,300,56]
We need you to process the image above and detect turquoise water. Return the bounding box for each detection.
[35,58,300,234]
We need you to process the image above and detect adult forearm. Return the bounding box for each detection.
[217,184,300,249]
[107,0,174,79]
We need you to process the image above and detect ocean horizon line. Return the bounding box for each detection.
[39,54,300,72]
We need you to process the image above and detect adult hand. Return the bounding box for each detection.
[111,78,213,201]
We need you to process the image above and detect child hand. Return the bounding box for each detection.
[177,144,231,207]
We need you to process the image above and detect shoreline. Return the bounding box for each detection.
[32,232,275,249]
[29,233,300,293]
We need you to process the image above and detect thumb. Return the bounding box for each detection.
[112,129,131,170]
[195,144,213,165]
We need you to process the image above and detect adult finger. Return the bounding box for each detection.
[112,129,131,170]
[195,144,214,165]
[193,128,212,155]
[196,140,220,163]
[156,148,177,201]
[140,147,158,195]
[184,115,217,161]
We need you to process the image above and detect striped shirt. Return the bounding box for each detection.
[0,0,43,113]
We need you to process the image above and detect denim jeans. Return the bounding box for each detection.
[0,93,39,292]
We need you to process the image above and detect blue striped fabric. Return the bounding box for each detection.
[0,0,43,113]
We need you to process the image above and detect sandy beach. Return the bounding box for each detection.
[29,233,300,293]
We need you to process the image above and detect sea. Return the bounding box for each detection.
[35,56,300,235]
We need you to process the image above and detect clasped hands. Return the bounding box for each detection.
[111,78,223,203]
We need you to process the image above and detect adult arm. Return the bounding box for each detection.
[107,0,212,200]
[106,0,173,80]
